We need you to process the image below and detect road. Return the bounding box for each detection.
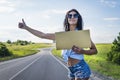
[0,48,69,80]
[0,48,104,80]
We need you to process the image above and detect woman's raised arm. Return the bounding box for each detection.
[18,19,55,40]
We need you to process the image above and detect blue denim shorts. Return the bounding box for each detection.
[68,60,91,79]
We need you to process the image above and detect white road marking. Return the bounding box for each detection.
[9,55,43,80]
[49,52,69,71]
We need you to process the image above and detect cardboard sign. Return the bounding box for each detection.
[55,30,91,50]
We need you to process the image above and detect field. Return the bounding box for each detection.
[0,43,52,61]
[52,43,120,80]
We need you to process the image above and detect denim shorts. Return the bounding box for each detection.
[68,60,91,79]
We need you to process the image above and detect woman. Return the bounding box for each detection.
[18,9,97,80]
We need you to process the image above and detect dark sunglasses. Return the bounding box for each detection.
[67,14,79,19]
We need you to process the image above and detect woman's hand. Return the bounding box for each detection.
[72,45,83,54]
[18,19,27,29]
[72,41,98,55]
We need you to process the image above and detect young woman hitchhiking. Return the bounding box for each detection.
[18,9,97,80]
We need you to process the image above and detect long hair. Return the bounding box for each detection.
[64,9,83,31]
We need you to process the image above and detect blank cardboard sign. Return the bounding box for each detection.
[55,30,91,50]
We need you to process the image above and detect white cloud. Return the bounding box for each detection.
[0,0,15,13]
[46,9,67,14]
[38,9,67,19]
[14,9,66,20]
[103,17,120,21]
[100,0,117,8]
[0,6,15,13]
[0,0,9,4]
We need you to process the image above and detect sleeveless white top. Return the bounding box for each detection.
[61,49,84,62]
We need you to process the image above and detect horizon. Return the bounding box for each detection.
[0,40,113,44]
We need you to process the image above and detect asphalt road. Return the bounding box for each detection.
[0,48,106,80]
[0,48,69,80]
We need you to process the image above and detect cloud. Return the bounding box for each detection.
[100,0,117,8]
[0,0,15,13]
[0,0,10,4]
[39,9,67,19]
[0,6,15,13]
[103,17,120,21]
[45,9,67,14]
[14,9,67,20]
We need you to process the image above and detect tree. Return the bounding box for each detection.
[0,42,12,57]
[107,32,120,65]
[6,40,12,44]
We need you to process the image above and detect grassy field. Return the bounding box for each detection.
[52,43,120,80]
[0,43,52,61]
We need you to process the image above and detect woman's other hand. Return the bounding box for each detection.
[72,40,98,55]
[72,45,83,54]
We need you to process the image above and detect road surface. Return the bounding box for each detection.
[0,48,105,80]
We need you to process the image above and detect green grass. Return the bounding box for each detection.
[85,44,120,80]
[52,48,62,58]
[52,43,120,80]
[0,43,52,61]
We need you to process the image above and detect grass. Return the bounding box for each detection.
[85,43,120,80]
[52,43,120,80]
[0,43,52,61]
[52,49,62,58]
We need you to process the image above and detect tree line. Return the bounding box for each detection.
[0,40,34,57]
[6,40,34,45]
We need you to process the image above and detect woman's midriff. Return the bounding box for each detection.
[68,57,80,66]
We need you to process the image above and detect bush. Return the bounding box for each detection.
[0,42,12,57]
[107,32,120,65]
[107,51,113,61]
[6,40,12,44]
[112,52,120,64]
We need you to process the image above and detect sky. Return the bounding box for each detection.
[0,0,120,43]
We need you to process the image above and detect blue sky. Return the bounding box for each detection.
[0,0,120,43]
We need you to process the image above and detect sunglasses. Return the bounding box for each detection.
[67,14,79,19]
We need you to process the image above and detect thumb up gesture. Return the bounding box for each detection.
[18,19,27,29]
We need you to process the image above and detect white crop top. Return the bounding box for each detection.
[61,49,84,62]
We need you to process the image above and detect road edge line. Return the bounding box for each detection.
[49,52,69,71]
[9,55,42,80]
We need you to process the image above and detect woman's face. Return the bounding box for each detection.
[67,11,78,25]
